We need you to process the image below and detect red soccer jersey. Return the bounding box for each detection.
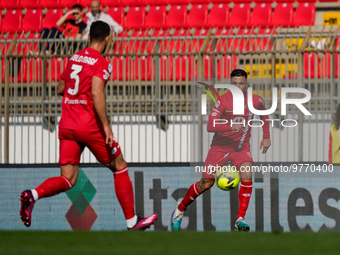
[59,47,112,131]
[207,90,270,151]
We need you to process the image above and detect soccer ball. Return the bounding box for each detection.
[215,166,240,191]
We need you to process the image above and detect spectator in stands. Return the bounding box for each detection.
[329,103,340,163]
[40,4,87,53]
[83,0,123,39]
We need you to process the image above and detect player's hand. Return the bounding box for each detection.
[260,139,271,154]
[103,123,114,147]
[231,124,245,132]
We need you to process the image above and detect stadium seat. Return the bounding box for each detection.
[21,9,43,33]
[59,0,79,8]
[206,3,229,28]
[250,3,272,27]
[19,0,42,9]
[255,28,276,51]
[271,3,294,27]
[167,0,189,5]
[47,57,67,82]
[100,0,119,7]
[107,7,125,26]
[40,0,61,8]
[1,10,22,33]
[121,0,142,6]
[144,5,166,29]
[216,54,237,79]
[304,53,320,78]
[293,2,316,26]
[165,5,187,28]
[187,0,211,3]
[235,28,256,51]
[0,0,20,9]
[143,0,169,5]
[275,0,294,2]
[210,0,231,3]
[125,6,145,29]
[187,4,209,28]
[42,9,63,29]
[228,3,251,28]
[215,28,234,52]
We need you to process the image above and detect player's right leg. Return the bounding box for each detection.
[171,177,214,231]
[20,166,76,227]
[20,128,82,227]
[171,148,230,231]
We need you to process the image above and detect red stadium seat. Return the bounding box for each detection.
[210,0,231,3]
[167,0,189,5]
[121,0,142,6]
[40,0,61,8]
[144,5,166,29]
[42,9,63,29]
[125,6,145,29]
[250,3,272,27]
[271,3,294,27]
[101,0,120,7]
[187,4,209,28]
[22,9,43,33]
[1,10,22,33]
[107,7,125,26]
[215,28,234,52]
[20,0,41,9]
[235,28,256,51]
[0,0,20,9]
[229,3,251,28]
[293,2,315,26]
[47,57,67,82]
[304,53,320,79]
[165,5,187,28]
[143,0,168,5]
[255,28,276,51]
[207,3,229,28]
[59,0,79,8]
[233,0,252,3]
[275,0,294,2]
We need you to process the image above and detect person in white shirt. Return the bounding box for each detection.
[83,0,123,39]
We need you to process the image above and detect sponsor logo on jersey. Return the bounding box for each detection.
[108,64,112,74]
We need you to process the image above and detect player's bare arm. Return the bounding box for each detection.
[57,79,65,95]
[92,76,113,147]
[260,139,271,154]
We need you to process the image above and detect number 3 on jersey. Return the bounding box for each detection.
[68,64,82,95]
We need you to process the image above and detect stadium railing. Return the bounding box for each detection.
[1,25,339,163]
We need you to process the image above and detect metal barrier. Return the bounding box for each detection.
[1,26,340,163]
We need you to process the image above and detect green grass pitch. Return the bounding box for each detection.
[1,231,340,255]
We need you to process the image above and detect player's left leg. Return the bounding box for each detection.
[104,153,157,230]
[235,162,253,232]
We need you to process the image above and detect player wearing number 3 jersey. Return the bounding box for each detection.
[19,21,157,230]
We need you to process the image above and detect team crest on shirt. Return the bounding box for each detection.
[215,100,220,109]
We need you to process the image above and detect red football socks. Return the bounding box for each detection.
[237,181,253,219]
[178,182,202,212]
[35,176,73,199]
[114,166,135,220]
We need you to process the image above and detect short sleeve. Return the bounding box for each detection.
[93,59,112,83]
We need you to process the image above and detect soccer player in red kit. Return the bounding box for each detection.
[171,69,271,232]
[20,21,157,230]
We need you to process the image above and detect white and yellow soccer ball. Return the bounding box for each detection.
[215,166,240,191]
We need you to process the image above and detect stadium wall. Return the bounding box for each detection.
[1,164,339,232]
